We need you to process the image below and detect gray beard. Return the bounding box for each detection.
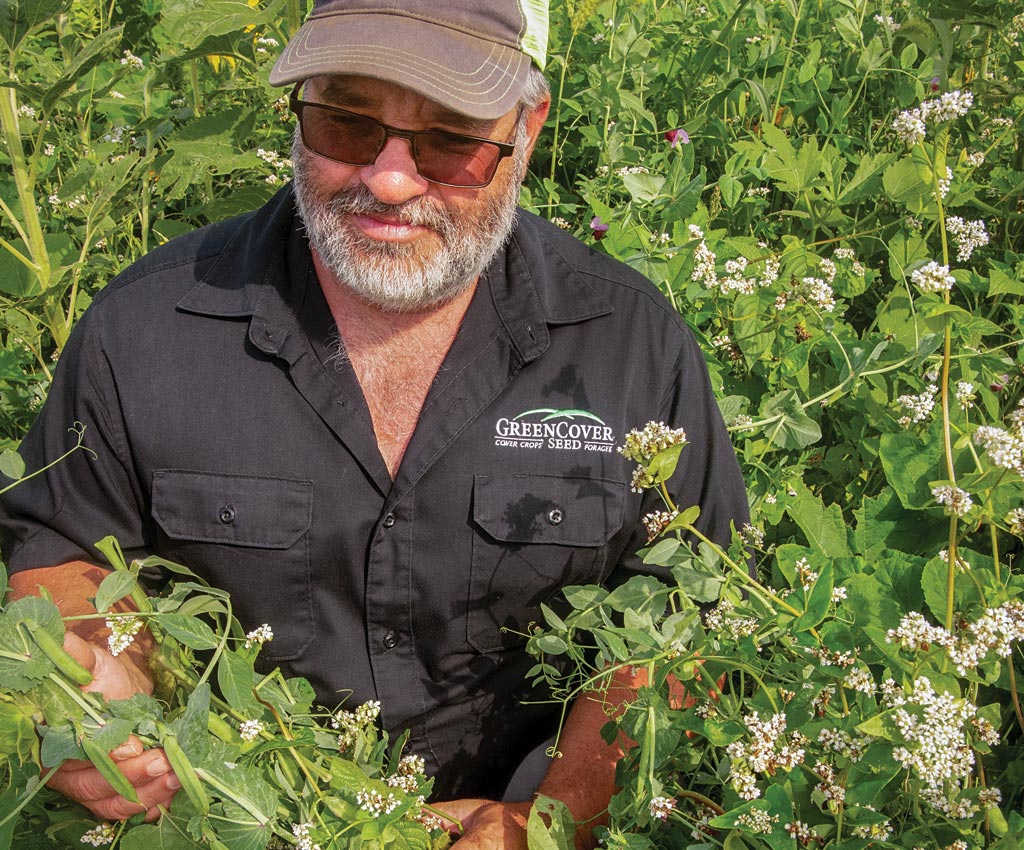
[291,127,526,313]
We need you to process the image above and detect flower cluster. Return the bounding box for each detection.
[332,700,381,750]
[703,599,759,639]
[784,819,816,845]
[619,422,688,464]
[973,410,1024,475]
[244,623,274,649]
[931,484,973,517]
[239,719,265,742]
[888,604,1024,676]
[775,275,836,313]
[1007,507,1024,536]
[642,510,678,542]
[736,808,778,834]
[687,226,780,294]
[105,615,144,656]
[817,727,872,760]
[355,788,400,817]
[385,754,426,794]
[955,381,975,409]
[120,50,144,70]
[793,558,819,591]
[911,260,955,293]
[726,712,807,800]
[291,822,321,850]
[885,676,990,812]
[648,796,676,820]
[813,761,846,809]
[946,216,989,262]
[896,383,938,426]
[80,823,116,846]
[892,89,973,145]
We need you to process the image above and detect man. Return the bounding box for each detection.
[1,0,749,845]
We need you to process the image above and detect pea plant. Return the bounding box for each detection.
[0,539,453,850]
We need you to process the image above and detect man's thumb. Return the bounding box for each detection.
[62,631,100,674]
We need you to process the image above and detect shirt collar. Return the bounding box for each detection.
[175,186,614,360]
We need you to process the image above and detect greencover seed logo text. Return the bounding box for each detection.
[494,408,616,452]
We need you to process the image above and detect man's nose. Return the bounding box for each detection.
[359,137,430,205]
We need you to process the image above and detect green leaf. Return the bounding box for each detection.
[879,421,945,509]
[921,553,983,624]
[172,683,211,762]
[785,482,849,557]
[718,173,743,208]
[604,575,667,613]
[759,391,822,449]
[987,263,1024,297]
[40,26,123,114]
[622,172,666,202]
[39,723,83,768]
[527,796,576,850]
[0,449,25,481]
[0,0,71,50]
[93,570,138,614]
[216,649,259,713]
[642,538,680,565]
[90,718,134,753]
[157,613,219,650]
[539,602,567,632]
[0,702,35,765]
[647,442,685,485]
[534,634,568,654]
[795,562,834,632]
[94,536,129,572]
[561,585,607,610]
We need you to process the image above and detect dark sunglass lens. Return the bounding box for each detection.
[415,134,501,187]
[302,105,385,165]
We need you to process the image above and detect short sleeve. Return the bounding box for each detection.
[0,307,148,572]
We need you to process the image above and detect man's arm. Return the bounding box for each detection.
[9,563,180,821]
[437,664,642,850]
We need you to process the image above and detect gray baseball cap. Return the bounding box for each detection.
[269,0,549,119]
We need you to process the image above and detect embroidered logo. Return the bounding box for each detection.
[494,408,616,453]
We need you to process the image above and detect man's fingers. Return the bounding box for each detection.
[50,748,177,803]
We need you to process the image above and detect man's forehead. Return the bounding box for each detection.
[307,75,500,133]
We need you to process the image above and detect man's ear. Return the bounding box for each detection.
[522,98,551,160]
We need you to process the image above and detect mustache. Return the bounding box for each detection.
[323,185,457,240]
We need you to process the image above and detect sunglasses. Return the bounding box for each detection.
[288,86,520,188]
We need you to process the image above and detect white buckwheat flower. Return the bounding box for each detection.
[946,216,989,262]
[1006,508,1024,536]
[932,485,973,516]
[737,809,778,833]
[619,422,687,464]
[892,109,926,145]
[896,383,938,424]
[291,822,321,850]
[974,425,1024,475]
[81,823,116,846]
[955,381,975,409]
[649,796,676,820]
[239,719,265,741]
[356,789,400,816]
[244,623,274,648]
[911,261,955,293]
[920,89,973,123]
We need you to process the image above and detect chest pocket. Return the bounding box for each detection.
[150,470,314,661]
[468,473,624,653]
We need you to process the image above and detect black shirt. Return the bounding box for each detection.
[1,186,749,797]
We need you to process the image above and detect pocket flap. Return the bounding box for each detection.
[152,470,312,548]
[472,474,623,547]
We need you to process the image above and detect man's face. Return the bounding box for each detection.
[291,75,544,313]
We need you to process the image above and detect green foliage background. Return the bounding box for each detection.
[1,0,1024,847]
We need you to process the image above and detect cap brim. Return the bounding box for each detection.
[269,13,531,119]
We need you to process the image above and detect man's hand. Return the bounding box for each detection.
[433,799,531,850]
[47,633,180,821]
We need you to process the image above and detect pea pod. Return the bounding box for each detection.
[80,737,140,805]
[206,712,237,744]
[161,732,209,814]
[24,619,93,686]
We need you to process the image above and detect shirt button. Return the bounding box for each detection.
[383,630,399,650]
[219,505,236,524]
[547,508,564,525]
[382,514,396,528]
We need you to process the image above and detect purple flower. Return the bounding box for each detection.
[930,76,940,91]
[664,128,689,148]
[590,215,609,240]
